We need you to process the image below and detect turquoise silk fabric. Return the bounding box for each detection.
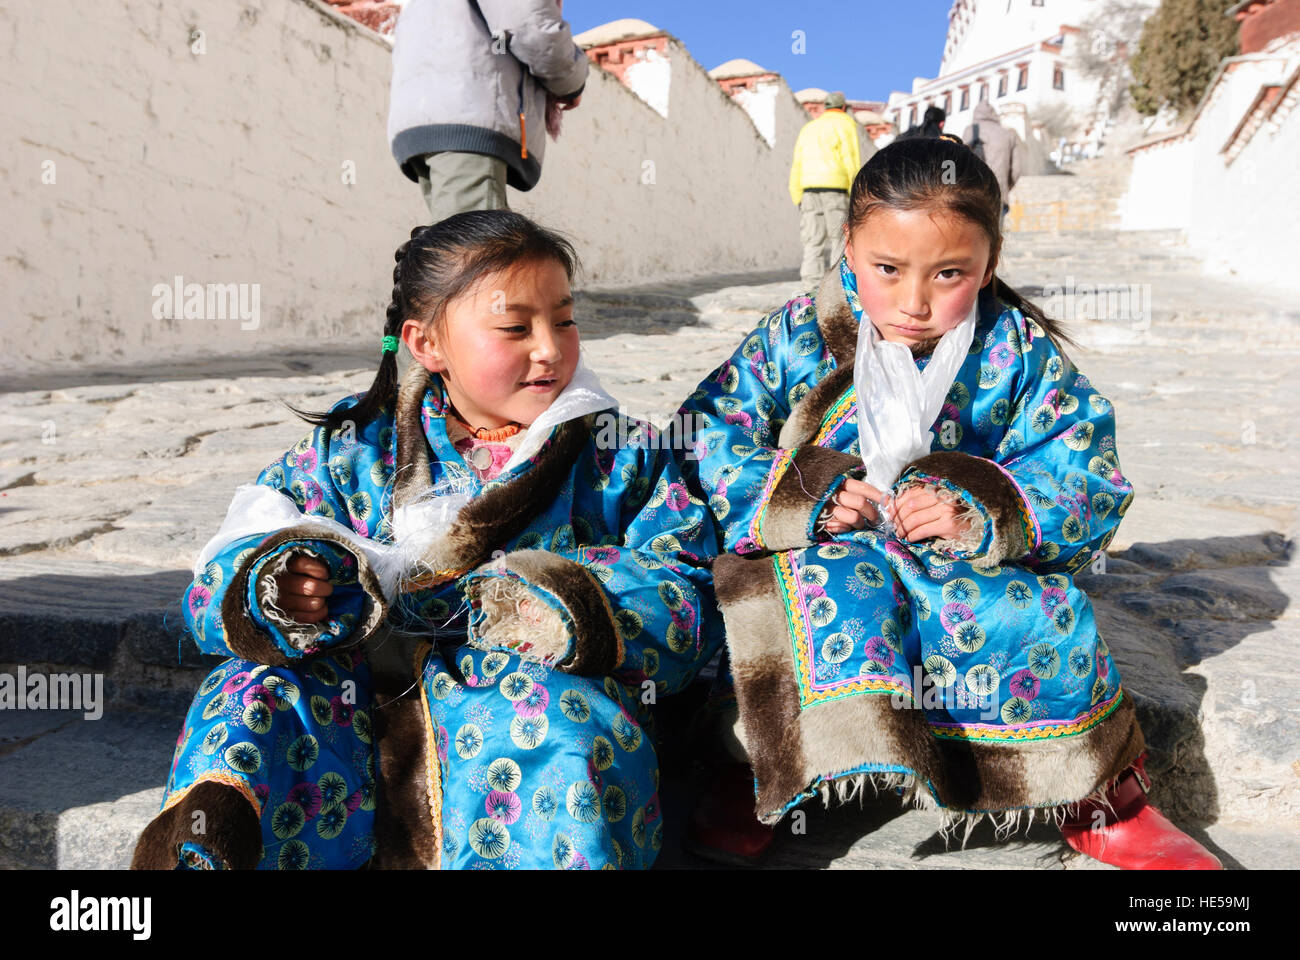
[677,257,1136,816]
[160,373,723,868]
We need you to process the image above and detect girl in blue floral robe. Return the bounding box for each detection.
[676,139,1220,868]
[132,213,723,870]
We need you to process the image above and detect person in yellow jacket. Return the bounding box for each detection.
[789,91,863,288]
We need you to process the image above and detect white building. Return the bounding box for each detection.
[886,0,1159,156]
[1117,5,1300,290]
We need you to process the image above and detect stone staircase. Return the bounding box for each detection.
[1007,156,1134,233]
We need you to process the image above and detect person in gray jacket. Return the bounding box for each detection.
[388,0,589,223]
[962,101,1025,225]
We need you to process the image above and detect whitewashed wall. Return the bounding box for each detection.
[1117,53,1300,290]
[2,0,807,369]
[1119,139,1195,231]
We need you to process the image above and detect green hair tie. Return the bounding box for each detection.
[380,335,399,356]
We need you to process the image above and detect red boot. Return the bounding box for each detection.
[1061,754,1222,869]
[686,762,775,865]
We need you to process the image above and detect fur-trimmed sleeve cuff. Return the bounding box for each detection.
[752,446,864,553]
[221,527,389,666]
[895,451,1035,566]
[460,550,623,676]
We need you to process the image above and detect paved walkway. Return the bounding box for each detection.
[2,227,1298,869]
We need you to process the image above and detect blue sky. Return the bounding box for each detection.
[565,0,956,104]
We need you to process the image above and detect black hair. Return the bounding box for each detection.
[898,105,947,140]
[846,136,1076,359]
[293,210,580,434]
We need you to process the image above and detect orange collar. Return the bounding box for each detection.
[455,418,524,442]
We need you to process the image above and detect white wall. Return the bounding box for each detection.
[1186,59,1300,286]
[1119,139,1194,230]
[1118,52,1300,290]
[1,0,417,369]
[2,1,808,369]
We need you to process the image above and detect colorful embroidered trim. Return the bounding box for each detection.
[750,448,796,551]
[927,688,1125,742]
[776,551,905,708]
[989,459,1041,555]
[160,769,262,818]
[415,640,444,868]
[812,387,858,447]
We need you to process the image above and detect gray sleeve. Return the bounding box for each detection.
[475,0,589,97]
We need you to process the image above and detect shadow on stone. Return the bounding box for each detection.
[1082,531,1294,829]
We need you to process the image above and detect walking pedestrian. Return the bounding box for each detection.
[789,92,862,290]
[387,0,588,223]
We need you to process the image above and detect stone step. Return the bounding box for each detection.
[0,555,219,715]
[3,537,1293,868]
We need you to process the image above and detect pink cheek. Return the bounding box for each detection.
[465,343,523,393]
[855,286,894,320]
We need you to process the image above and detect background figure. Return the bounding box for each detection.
[962,101,1025,226]
[898,104,946,139]
[387,0,588,223]
[789,91,861,289]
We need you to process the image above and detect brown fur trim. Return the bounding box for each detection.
[219,527,388,666]
[759,446,863,552]
[131,780,262,870]
[370,663,439,870]
[465,550,622,676]
[898,450,1030,566]
[1084,691,1147,784]
[392,363,437,508]
[391,363,595,587]
[812,263,858,368]
[778,362,855,449]
[713,553,779,607]
[713,552,1146,826]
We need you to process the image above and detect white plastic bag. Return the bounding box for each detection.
[852,301,978,535]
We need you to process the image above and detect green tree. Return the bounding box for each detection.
[1129,0,1240,117]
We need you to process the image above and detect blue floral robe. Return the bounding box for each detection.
[136,365,723,869]
[675,257,1146,826]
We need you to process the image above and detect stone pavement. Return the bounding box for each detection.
[2,222,1298,869]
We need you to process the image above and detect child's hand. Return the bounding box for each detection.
[273,554,334,624]
[891,486,972,543]
[818,477,887,535]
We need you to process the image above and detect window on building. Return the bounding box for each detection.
[943,92,952,113]
[978,83,988,102]
[1053,64,1065,90]
[997,75,1008,98]
[909,106,917,127]
[960,87,970,110]
[1018,65,1029,91]
[1032,0,1044,6]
